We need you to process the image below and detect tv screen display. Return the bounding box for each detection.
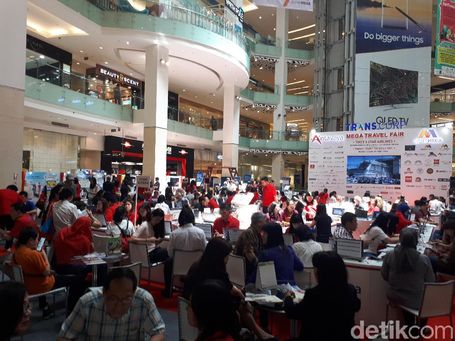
[369,62,418,107]
[347,155,401,185]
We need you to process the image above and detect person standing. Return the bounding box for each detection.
[52,188,80,233]
[260,177,276,214]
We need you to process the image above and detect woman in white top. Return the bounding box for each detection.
[292,225,323,267]
[154,195,171,215]
[106,206,134,238]
[130,204,169,263]
[361,212,399,255]
[87,177,101,203]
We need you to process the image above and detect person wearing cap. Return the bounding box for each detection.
[0,185,22,231]
[395,203,412,233]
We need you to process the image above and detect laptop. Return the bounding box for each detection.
[195,223,213,240]
[335,239,363,261]
[332,207,345,216]
[225,228,242,244]
[164,221,172,235]
[355,208,368,219]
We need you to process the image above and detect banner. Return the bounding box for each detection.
[308,128,453,203]
[253,0,312,11]
[354,0,432,128]
[435,0,455,77]
[24,172,60,198]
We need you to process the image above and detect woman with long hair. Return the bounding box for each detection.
[362,212,399,255]
[303,194,316,221]
[284,251,361,340]
[258,223,303,285]
[87,177,101,204]
[310,204,332,243]
[279,200,297,224]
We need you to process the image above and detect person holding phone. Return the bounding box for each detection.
[13,228,87,317]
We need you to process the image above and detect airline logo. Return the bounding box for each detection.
[310,134,345,144]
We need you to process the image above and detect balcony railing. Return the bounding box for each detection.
[88,0,247,52]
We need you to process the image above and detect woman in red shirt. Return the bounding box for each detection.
[395,203,412,233]
[304,195,317,221]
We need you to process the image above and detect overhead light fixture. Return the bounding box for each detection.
[99,46,103,50]
[289,32,316,41]
[243,1,258,12]
[127,0,146,11]
[288,24,316,35]
[259,16,262,19]
[79,50,84,53]
[438,76,455,81]
[287,80,306,86]
[294,91,309,95]
[126,41,130,45]
[104,61,109,65]
[76,62,80,65]
[182,89,187,92]
[39,55,45,59]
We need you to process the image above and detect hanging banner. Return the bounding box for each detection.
[253,0,313,11]
[308,128,453,204]
[354,0,432,128]
[435,0,455,77]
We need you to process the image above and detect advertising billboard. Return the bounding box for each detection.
[354,0,432,128]
[435,0,455,77]
[308,128,453,203]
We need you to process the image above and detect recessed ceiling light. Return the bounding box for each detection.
[76,62,80,65]
[210,101,214,104]
[79,50,84,53]
[39,55,45,59]
[273,28,276,31]
[126,41,130,45]
[194,95,198,99]
[182,89,187,92]
[129,73,133,76]
[104,61,108,65]
[259,16,262,19]
[99,46,103,50]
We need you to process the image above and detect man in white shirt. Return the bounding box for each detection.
[163,206,206,297]
[428,194,444,215]
[53,188,80,233]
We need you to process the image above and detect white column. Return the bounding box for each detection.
[0,0,26,188]
[143,45,169,192]
[271,7,288,184]
[222,83,240,176]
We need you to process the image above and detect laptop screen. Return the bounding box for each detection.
[332,208,345,216]
[164,221,172,235]
[335,239,363,261]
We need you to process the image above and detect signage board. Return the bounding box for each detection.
[435,0,455,77]
[136,175,151,189]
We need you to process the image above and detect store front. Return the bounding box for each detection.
[101,136,194,177]
[85,65,144,109]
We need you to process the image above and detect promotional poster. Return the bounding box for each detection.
[354,0,432,128]
[308,128,453,203]
[435,0,455,77]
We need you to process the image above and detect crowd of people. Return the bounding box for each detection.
[0,175,454,340]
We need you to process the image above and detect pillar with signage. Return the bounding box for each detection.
[224,0,244,33]
[0,0,26,188]
[143,45,169,192]
[222,83,240,177]
[271,7,288,183]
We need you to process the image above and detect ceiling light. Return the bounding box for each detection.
[160,58,166,64]
[76,62,80,65]
[129,73,133,76]
[79,50,84,53]
[289,32,316,41]
[259,16,262,19]
[438,76,455,81]
[99,46,103,50]
[126,41,130,45]
[243,2,258,12]
[294,91,309,95]
[287,80,306,86]
[182,89,187,92]
[259,66,263,70]
[104,61,109,65]
[127,0,146,11]
[288,24,316,34]
[39,55,45,59]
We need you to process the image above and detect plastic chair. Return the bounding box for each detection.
[386,281,455,326]
[11,264,67,311]
[255,261,277,290]
[110,262,142,282]
[128,242,164,283]
[178,297,199,341]
[226,254,246,287]
[171,249,203,294]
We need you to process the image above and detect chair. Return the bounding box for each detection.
[283,234,294,246]
[93,234,111,254]
[226,254,246,287]
[11,264,67,310]
[255,261,277,290]
[436,272,455,282]
[172,250,203,294]
[110,262,142,281]
[386,281,455,326]
[178,297,199,341]
[129,242,164,283]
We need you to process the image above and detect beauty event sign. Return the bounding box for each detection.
[308,128,453,203]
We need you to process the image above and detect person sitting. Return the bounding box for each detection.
[52,188,80,233]
[162,206,207,297]
[0,185,22,231]
[285,213,304,243]
[429,194,444,215]
[427,221,455,275]
[207,190,220,211]
[0,281,32,340]
[13,228,87,317]
[234,212,266,284]
[293,225,323,268]
[395,203,412,233]
[303,194,316,221]
[284,251,361,340]
[57,268,165,341]
[414,200,430,224]
[381,228,435,335]
[131,206,169,264]
[265,203,280,223]
[154,195,171,215]
[19,191,36,215]
[123,199,136,223]
[104,198,122,224]
[257,223,303,285]
[188,279,241,341]
[54,216,107,287]
[0,202,39,243]
[361,213,399,255]
[310,204,333,243]
[196,196,209,213]
[333,212,357,240]
[279,200,297,224]
[213,203,240,236]
[107,206,134,239]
